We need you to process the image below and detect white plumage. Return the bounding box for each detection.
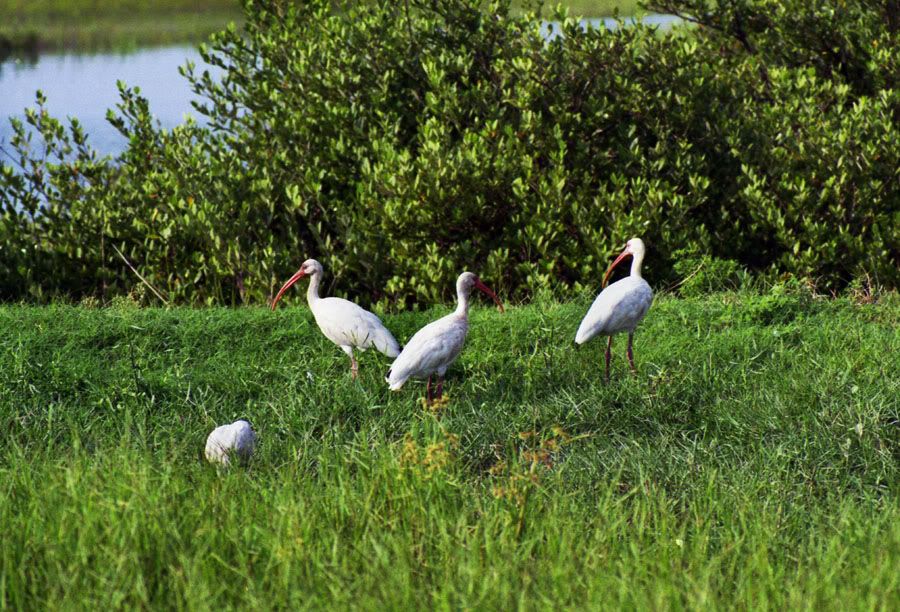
[576,238,653,379]
[205,420,257,466]
[387,315,468,389]
[271,259,400,378]
[387,272,504,404]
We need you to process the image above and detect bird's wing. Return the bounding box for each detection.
[627,279,653,323]
[387,316,467,388]
[204,426,231,465]
[356,310,402,357]
[576,288,616,344]
[232,423,257,459]
[605,278,653,332]
[575,279,637,343]
[315,298,400,356]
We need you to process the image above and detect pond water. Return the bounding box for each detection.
[0,45,213,158]
[0,14,680,158]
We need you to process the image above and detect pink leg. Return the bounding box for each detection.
[426,375,433,406]
[627,332,636,374]
[343,346,358,379]
[605,336,613,382]
[435,377,444,400]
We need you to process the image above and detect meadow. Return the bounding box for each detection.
[0,0,243,52]
[0,0,642,52]
[1,290,897,608]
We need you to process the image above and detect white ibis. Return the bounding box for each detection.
[575,238,653,380]
[205,419,257,466]
[386,272,504,404]
[271,259,400,378]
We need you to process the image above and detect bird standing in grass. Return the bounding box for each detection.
[271,259,400,378]
[205,420,257,466]
[575,238,653,380]
[387,272,504,405]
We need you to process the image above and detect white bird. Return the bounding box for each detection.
[271,259,400,378]
[205,419,257,466]
[387,272,504,405]
[575,237,653,380]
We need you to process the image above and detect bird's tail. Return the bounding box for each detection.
[575,319,600,345]
[385,368,407,391]
[371,329,401,359]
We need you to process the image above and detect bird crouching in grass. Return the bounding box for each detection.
[205,420,257,466]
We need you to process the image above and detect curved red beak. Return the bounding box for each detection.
[271,268,306,311]
[474,279,505,312]
[602,249,632,288]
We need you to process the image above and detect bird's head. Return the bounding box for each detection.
[457,272,505,312]
[271,258,323,310]
[602,237,645,288]
[626,238,646,256]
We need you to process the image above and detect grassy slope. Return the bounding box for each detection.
[0,0,243,53]
[0,293,898,608]
[0,1,642,53]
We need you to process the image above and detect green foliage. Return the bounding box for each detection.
[0,295,898,607]
[1,0,898,306]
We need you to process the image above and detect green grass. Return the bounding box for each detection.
[523,0,644,18]
[1,292,898,608]
[0,0,243,53]
[0,1,645,54]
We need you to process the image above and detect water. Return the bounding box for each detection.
[0,45,214,158]
[543,14,681,40]
[0,14,680,158]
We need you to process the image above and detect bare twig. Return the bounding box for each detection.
[404,0,416,45]
[664,261,706,293]
[112,244,170,305]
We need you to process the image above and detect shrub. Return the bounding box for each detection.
[672,249,745,296]
[1,0,897,306]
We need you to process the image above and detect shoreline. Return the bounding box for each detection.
[0,10,242,57]
[0,1,642,56]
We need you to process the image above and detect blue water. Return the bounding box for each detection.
[0,14,680,158]
[0,45,214,158]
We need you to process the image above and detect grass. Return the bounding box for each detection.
[526,0,645,18]
[0,0,243,54]
[0,291,898,608]
[0,0,645,54]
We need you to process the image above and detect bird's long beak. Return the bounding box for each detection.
[474,280,505,312]
[271,268,306,310]
[602,249,632,288]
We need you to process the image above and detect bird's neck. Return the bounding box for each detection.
[455,287,470,317]
[630,251,645,279]
[306,271,322,305]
